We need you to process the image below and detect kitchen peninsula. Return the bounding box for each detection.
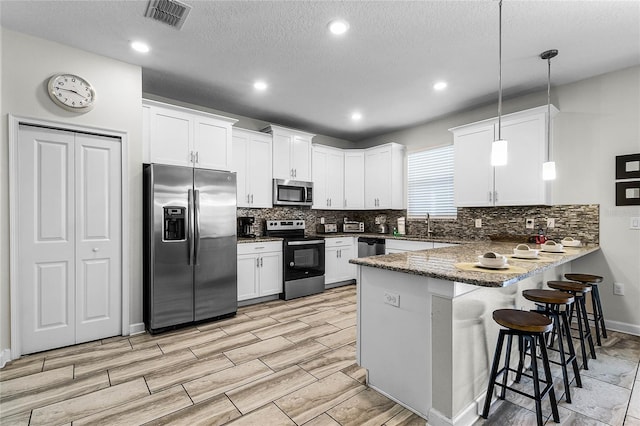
[350,242,599,426]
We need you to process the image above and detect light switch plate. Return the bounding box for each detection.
[631,217,640,230]
[526,218,534,229]
[547,218,555,228]
[475,219,482,228]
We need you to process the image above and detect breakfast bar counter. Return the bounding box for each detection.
[350,242,599,426]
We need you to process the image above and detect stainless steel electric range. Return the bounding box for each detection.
[265,219,325,300]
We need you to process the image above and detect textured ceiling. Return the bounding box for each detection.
[1,1,639,141]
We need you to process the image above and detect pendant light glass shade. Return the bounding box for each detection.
[541,49,558,181]
[491,0,507,166]
[542,161,556,180]
[491,139,508,166]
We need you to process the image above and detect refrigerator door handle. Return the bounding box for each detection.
[188,188,194,265]
[194,189,201,265]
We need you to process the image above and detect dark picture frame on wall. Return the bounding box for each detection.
[616,181,640,206]
[615,153,640,179]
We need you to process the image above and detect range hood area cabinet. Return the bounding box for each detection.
[312,144,345,209]
[265,125,314,181]
[232,128,273,208]
[311,143,405,211]
[142,99,237,171]
[450,105,558,207]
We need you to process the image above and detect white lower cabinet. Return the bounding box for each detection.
[325,237,357,285]
[237,241,283,301]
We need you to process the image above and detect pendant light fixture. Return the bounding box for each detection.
[541,49,558,180]
[491,0,508,166]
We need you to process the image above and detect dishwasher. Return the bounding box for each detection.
[357,237,386,257]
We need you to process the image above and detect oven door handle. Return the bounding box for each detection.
[287,240,325,246]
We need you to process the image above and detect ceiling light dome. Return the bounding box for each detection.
[433,81,447,91]
[351,112,362,121]
[253,81,268,91]
[328,19,350,35]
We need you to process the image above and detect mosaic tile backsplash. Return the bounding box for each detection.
[237,204,599,244]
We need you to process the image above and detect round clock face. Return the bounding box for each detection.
[47,74,96,112]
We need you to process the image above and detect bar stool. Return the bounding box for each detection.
[482,309,560,426]
[521,289,582,403]
[565,273,607,345]
[548,281,597,369]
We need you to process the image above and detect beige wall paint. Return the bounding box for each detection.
[0,28,143,352]
[359,66,640,330]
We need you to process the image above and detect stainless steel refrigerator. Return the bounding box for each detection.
[143,164,237,334]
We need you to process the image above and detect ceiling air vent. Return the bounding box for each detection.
[145,0,192,30]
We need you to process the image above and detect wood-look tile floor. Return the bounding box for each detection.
[1,284,638,426]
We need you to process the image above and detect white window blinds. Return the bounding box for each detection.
[407,145,456,218]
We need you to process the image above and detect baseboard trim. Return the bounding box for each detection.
[0,349,12,369]
[606,319,640,337]
[428,395,483,426]
[129,323,146,335]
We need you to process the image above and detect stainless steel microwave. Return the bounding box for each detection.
[273,179,313,206]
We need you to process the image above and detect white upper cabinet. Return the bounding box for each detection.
[232,128,273,208]
[312,145,344,209]
[142,99,237,170]
[364,143,406,209]
[451,105,557,207]
[344,150,365,210]
[266,125,314,181]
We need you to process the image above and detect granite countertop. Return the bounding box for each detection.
[349,241,600,288]
[313,233,468,244]
[237,236,283,244]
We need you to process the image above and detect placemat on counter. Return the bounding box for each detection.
[454,263,528,274]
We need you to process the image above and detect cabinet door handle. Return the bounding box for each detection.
[326,198,329,207]
[291,168,294,178]
[494,191,498,203]
[251,194,254,204]
[338,249,341,258]
[260,257,263,267]
[294,169,297,178]
[247,194,250,203]
[195,151,199,163]
[256,258,260,268]
[344,199,347,208]
[329,198,332,207]
[488,191,492,202]
[190,151,195,164]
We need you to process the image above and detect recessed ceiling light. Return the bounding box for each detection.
[433,81,447,91]
[130,41,150,53]
[253,81,268,91]
[328,19,350,35]
[351,112,362,121]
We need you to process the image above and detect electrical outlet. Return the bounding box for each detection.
[631,217,640,230]
[383,291,400,307]
[475,219,482,228]
[526,218,535,229]
[547,218,555,228]
[613,282,625,295]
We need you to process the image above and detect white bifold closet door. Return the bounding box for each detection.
[17,124,122,354]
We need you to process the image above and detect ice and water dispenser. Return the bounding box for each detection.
[163,206,186,241]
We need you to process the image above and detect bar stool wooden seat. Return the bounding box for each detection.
[522,289,582,403]
[482,309,560,426]
[547,280,597,369]
[565,273,607,345]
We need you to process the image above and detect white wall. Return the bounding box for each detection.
[0,29,143,353]
[359,66,640,331]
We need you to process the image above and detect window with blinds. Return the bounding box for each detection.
[407,145,456,218]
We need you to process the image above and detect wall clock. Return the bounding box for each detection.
[47,73,96,112]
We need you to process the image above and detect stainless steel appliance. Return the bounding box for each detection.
[265,220,325,300]
[316,223,337,234]
[358,237,386,257]
[273,179,313,206]
[377,223,389,234]
[143,164,237,334]
[342,221,365,233]
[238,216,255,238]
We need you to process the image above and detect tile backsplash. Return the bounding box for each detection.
[409,204,600,244]
[237,204,599,244]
